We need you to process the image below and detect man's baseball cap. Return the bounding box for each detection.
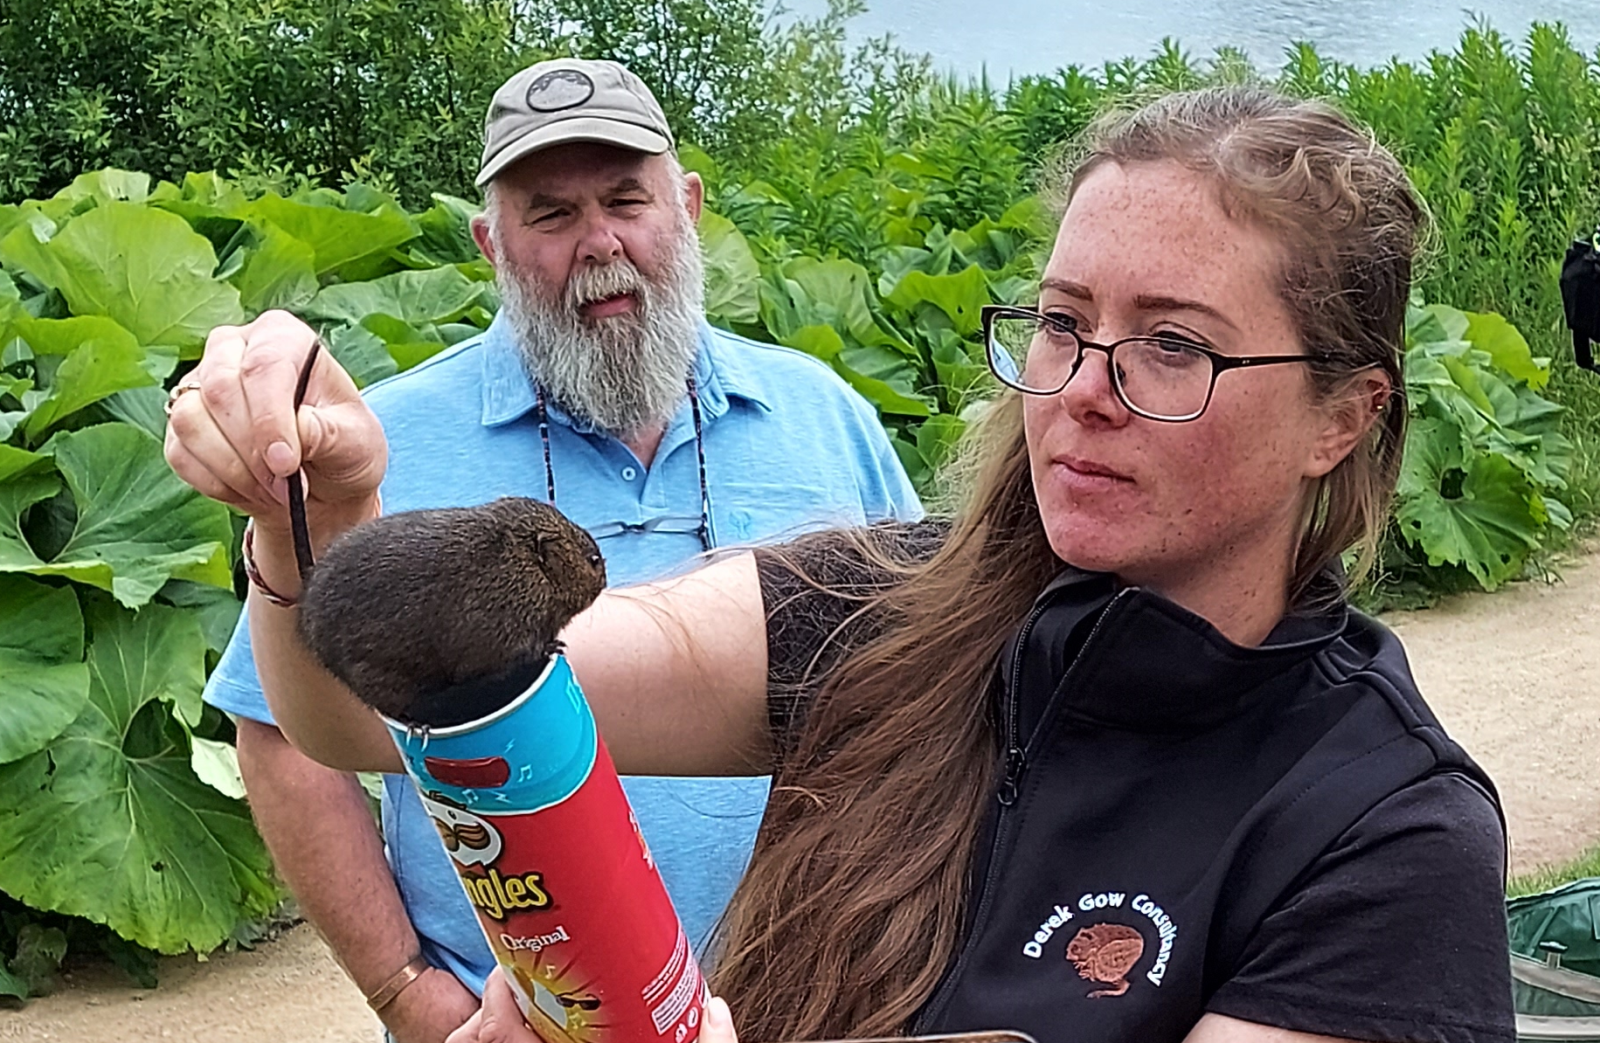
[476,58,675,187]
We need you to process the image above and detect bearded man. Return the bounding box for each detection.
[191,59,919,1043]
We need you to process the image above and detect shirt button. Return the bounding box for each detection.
[621,466,637,481]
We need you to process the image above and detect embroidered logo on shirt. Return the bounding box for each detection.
[1021,890,1181,997]
[1066,923,1144,997]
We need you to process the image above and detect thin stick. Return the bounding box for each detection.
[286,339,323,581]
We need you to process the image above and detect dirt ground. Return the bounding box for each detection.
[7,552,1600,1042]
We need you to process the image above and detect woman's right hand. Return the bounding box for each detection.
[164,309,387,539]
[446,970,740,1043]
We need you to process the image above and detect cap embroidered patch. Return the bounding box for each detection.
[527,69,595,112]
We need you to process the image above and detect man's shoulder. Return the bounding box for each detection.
[706,327,875,421]
[361,333,490,419]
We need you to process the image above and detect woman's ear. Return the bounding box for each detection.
[1305,369,1392,479]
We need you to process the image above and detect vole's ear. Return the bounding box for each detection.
[528,531,549,565]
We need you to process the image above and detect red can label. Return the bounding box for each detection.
[419,740,706,1043]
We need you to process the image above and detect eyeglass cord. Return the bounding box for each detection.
[534,378,714,553]
[282,348,717,588]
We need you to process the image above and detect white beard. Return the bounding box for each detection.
[494,213,705,438]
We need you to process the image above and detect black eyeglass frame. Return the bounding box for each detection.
[981,304,1315,423]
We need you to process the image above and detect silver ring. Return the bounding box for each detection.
[164,381,202,417]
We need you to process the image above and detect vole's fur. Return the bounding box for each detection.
[298,497,607,727]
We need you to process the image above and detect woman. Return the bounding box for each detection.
[170,87,1514,1043]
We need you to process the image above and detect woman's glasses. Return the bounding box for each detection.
[534,378,715,553]
[982,304,1313,422]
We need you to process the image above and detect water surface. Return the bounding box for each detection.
[795,0,1600,78]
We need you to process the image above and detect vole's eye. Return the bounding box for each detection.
[587,551,602,568]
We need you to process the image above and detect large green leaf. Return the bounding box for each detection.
[409,194,483,266]
[0,576,89,763]
[0,959,26,1000]
[358,313,451,372]
[1406,302,1470,347]
[782,323,933,417]
[699,212,760,325]
[1463,309,1548,389]
[0,473,59,570]
[303,265,485,327]
[13,315,156,439]
[54,170,151,207]
[836,344,935,416]
[324,322,401,389]
[1396,417,1542,589]
[0,202,244,355]
[765,257,911,354]
[0,598,276,953]
[0,426,233,607]
[101,385,173,441]
[881,264,990,337]
[231,221,319,315]
[160,579,243,657]
[0,445,48,484]
[243,194,417,278]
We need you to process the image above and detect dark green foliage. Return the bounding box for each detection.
[0,0,926,210]
[0,0,528,206]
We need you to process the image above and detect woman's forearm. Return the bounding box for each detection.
[562,551,773,777]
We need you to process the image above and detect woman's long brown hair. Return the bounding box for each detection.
[709,87,1424,1040]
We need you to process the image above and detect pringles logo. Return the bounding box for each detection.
[462,867,551,921]
[422,794,505,868]
[421,792,555,920]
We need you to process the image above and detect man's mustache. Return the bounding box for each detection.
[564,261,649,312]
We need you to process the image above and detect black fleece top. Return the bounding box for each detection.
[756,523,1514,1043]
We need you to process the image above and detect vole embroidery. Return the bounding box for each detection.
[298,497,607,728]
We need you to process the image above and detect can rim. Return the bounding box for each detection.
[381,654,563,738]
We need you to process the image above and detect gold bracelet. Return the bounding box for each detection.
[366,955,430,1012]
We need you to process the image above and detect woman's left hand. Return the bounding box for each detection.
[446,969,740,1043]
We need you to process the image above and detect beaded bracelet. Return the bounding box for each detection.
[241,521,301,609]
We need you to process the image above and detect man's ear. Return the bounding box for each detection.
[684,171,704,224]
[1305,368,1393,479]
[471,213,497,266]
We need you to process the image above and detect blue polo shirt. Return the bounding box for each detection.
[203,313,920,992]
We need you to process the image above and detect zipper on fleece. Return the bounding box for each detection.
[914,588,1133,1031]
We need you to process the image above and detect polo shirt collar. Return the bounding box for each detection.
[478,312,773,430]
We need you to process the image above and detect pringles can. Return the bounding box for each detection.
[384,654,707,1043]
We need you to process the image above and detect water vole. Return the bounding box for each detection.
[298,497,607,727]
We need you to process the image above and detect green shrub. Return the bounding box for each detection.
[0,169,504,991]
[1385,302,1573,595]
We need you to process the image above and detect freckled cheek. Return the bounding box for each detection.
[1134,429,1231,538]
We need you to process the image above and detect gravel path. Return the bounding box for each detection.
[8,555,1600,1041]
